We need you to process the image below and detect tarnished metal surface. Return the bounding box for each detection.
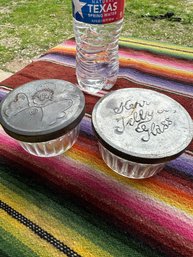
[92,88,193,163]
[0,79,85,142]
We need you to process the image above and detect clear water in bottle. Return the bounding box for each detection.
[72,0,125,94]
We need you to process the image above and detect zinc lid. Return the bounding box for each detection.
[92,88,193,164]
[0,79,85,142]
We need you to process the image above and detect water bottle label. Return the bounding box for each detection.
[72,0,125,24]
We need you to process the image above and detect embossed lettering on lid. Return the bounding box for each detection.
[92,88,193,164]
[0,79,85,142]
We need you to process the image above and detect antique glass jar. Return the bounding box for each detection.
[92,88,193,179]
[0,79,85,157]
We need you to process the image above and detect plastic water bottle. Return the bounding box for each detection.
[72,0,125,94]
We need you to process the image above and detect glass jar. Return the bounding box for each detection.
[92,88,193,179]
[98,142,165,179]
[19,124,80,157]
[0,79,85,157]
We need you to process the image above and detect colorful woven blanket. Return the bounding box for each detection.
[0,37,193,257]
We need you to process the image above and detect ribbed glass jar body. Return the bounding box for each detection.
[19,125,80,157]
[99,142,166,179]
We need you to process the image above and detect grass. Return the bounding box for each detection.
[122,0,193,45]
[0,0,193,71]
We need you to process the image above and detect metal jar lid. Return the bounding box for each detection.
[0,79,85,142]
[92,88,193,164]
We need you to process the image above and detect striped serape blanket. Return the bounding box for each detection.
[0,37,193,257]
